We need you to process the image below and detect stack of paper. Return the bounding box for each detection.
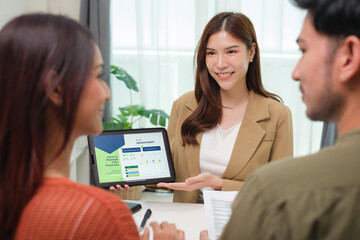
[203,190,238,240]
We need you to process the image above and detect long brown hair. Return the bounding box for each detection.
[0,14,95,239]
[181,12,281,145]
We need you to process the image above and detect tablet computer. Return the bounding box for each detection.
[87,128,175,188]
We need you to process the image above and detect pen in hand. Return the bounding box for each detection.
[139,208,152,233]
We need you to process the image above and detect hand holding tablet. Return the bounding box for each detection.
[88,128,176,188]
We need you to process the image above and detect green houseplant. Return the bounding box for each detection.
[103,65,170,200]
[103,65,169,130]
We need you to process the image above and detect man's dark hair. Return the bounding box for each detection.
[293,0,360,38]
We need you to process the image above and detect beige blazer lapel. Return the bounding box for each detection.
[184,132,203,177]
[222,91,270,179]
[184,96,202,177]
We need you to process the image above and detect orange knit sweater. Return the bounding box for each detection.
[15,177,140,240]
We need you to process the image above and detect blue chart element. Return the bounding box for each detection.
[93,134,125,154]
[143,146,161,152]
[122,147,141,153]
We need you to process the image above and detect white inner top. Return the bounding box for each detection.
[199,122,241,178]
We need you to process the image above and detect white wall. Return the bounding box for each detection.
[25,0,81,20]
[0,0,80,29]
[0,0,26,29]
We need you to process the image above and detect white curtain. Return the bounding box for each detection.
[110,0,322,157]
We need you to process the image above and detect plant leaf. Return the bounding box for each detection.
[159,115,166,127]
[150,113,157,125]
[118,115,129,123]
[110,65,139,92]
[118,106,132,116]
[138,109,151,118]
[109,65,170,128]
[130,104,145,116]
[138,109,170,127]
[102,122,124,130]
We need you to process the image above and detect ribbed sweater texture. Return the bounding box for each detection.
[15,177,140,240]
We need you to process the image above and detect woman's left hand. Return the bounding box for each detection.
[157,172,223,191]
[109,184,131,191]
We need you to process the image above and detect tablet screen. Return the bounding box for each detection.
[88,128,175,188]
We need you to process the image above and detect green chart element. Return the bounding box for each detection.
[125,165,140,177]
[95,147,123,183]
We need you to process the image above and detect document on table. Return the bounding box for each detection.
[203,190,238,240]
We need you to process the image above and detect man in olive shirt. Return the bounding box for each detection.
[205,0,360,239]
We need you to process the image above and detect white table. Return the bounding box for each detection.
[131,201,206,239]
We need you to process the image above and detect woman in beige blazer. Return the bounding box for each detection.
[158,12,293,203]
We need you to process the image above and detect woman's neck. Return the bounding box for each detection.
[43,141,74,178]
[219,86,250,130]
[43,119,76,178]
[220,85,249,108]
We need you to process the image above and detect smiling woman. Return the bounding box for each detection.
[110,1,321,159]
[157,12,294,203]
[0,13,133,240]
[205,30,255,120]
[73,45,110,137]
[0,13,183,240]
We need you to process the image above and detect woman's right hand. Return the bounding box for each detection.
[140,222,185,240]
[109,184,131,191]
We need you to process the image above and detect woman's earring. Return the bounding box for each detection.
[250,59,253,62]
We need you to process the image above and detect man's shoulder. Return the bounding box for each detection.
[234,143,360,239]
[250,142,360,201]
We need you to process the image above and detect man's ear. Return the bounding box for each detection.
[338,36,360,83]
[45,71,63,107]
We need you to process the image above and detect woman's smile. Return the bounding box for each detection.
[216,72,234,80]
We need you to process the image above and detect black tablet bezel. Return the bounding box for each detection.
[87,127,176,188]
